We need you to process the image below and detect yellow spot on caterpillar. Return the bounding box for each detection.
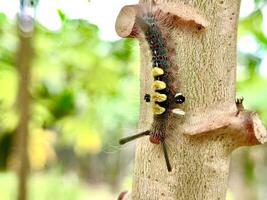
[153,103,166,115]
[152,67,164,77]
[152,92,167,102]
[152,81,166,90]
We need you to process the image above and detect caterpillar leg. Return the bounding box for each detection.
[119,130,150,145]
[161,138,172,172]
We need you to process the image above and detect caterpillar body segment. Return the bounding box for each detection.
[152,103,166,115]
[152,92,167,102]
[152,80,166,91]
[152,67,164,77]
[143,13,169,116]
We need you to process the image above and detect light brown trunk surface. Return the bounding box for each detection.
[115,0,267,199]
[14,25,33,200]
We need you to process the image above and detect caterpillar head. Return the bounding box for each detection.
[149,132,161,144]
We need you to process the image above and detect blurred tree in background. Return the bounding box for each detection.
[0,0,266,199]
[0,8,139,199]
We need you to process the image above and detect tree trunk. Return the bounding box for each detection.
[13,17,34,200]
[115,0,267,199]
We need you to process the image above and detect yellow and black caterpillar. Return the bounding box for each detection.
[119,10,185,172]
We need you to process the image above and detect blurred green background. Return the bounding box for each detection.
[0,0,266,199]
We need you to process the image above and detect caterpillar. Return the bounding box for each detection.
[119,4,185,172]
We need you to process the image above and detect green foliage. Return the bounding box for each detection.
[239,10,265,44]
[234,2,267,198]
[0,11,139,186]
[237,3,267,124]
[0,171,116,200]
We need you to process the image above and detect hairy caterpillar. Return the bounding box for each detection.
[119,3,185,172]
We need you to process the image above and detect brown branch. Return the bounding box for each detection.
[182,104,267,149]
[115,5,139,38]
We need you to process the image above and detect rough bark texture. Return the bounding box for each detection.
[116,0,267,199]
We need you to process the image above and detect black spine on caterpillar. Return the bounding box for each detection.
[119,10,185,172]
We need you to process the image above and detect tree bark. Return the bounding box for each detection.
[116,0,267,199]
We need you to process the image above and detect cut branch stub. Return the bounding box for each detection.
[115,5,138,38]
[154,1,209,30]
[243,111,267,145]
[183,108,267,148]
[115,2,208,38]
